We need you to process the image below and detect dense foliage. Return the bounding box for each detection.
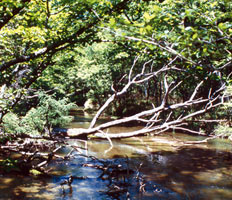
[2,92,74,137]
[215,85,232,138]
[0,0,231,139]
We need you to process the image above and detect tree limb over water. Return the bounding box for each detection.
[67,56,230,139]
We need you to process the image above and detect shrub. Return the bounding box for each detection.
[214,85,232,139]
[2,92,75,137]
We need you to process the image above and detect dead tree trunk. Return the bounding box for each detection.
[65,54,230,139]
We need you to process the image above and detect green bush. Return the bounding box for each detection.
[215,125,232,139]
[214,85,232,139]
[2,92,75,136]
[2,112,21,134]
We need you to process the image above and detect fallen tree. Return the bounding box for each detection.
[1,1,231,177]
[64,54,231,139]
[1,54,230,175]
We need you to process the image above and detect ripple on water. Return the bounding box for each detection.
[1,130,232,199]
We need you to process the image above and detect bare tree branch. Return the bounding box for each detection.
[66,72,226,139]
[89,55,174,129]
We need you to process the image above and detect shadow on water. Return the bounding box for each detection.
[1,137,232,200]
[132,146,232,200]
[0,175,58,200]
[1,111,232,200]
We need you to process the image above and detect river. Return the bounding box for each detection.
[0,110,232,199]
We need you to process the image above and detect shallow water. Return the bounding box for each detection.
[1,112,232,199]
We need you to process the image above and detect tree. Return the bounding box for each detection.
[0,0,231,137]
[58,0,232,138]
[0,0,137,121]
[0,0,231,177]
[66,54,229,139]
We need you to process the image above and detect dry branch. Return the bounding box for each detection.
[66,78,226,139]
[65,54,228,140]
[89,55,173,129]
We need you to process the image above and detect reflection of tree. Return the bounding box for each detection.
[140,146,232,199]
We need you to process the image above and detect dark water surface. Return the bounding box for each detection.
[1,111,232,199]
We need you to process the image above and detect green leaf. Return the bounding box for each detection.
[192,33,198,40]
[144,12,152,22]
[109,18,116,27]
[153,5,161,13]
[145,25,153,32]
[218,23,226,30]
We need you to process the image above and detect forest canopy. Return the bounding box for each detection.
[0,0,231,139]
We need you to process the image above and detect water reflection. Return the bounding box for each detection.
[1,114,232,199]
[138,146,232,199]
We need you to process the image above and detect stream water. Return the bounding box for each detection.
[0,110,232,199]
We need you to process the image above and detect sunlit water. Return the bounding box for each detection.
[1,110,232,199]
